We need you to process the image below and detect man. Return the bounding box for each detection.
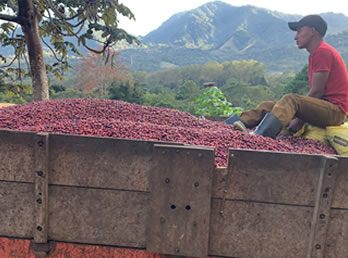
[225,15,348,139]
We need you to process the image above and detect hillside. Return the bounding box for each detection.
[118,1,348,73]
[3,1,347,74]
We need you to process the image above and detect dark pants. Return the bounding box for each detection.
[240,93,346,128]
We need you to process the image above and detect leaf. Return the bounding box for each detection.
[102,7,116,26]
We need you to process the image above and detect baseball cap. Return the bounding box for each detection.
[288,15,327,36]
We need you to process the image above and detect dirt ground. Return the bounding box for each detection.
[0,103,15,108]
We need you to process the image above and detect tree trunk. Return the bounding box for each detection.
[18,0,49,101]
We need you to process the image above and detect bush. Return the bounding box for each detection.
[195,86,242,116]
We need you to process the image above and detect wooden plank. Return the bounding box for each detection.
[208,199,313,258]
[33,133,49,244]
[331,157,348,209]
[306,156,338,258]
[325,209,348,258]
[0,129,34,183]
[214,149,328,206]
[48,134,157,191]
[0,181,34,238]
[48,185,148,248]
[147,144,215,257]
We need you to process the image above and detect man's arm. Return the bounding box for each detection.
[308,71,329,98]
[288,71,329,132]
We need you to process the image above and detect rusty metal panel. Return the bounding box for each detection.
[215,149,326,206]
[209,199,313,258]
[0,181,34,237]
[331,157,348,209]
[0,237,169,258]
[48,134,156,191]
[325,209,348,258]
[48,185,148,248]
[0,129,34,183]
[147,144,215,258]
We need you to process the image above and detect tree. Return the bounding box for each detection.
[195,86,242,117]
[201,61,224,87]
[143,90,177,109]
[0,0,138,101]
[74,49,128,97]
[0,82,32,103]
[222,79,275,109]
[176,80,200,101]
[108,78,144,104]
[221,60,268,86]
[282,65,309,95]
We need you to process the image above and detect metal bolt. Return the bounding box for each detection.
[176,149,180,153]
[36,198,42,204]
[323,193,329,199]
[174,248,180,253]
[320,214,326,220]
[186,151,190,155]
[315,244,321,250]
[38,141,44,147]
[198,153,203,158]
[37,171,44,177]
[165,178,170,184]
[161,151,166,155]
[194,182,199,187]
[37,226,43,231]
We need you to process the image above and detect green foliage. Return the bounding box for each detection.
[195,86,242,116]
[107,79,144,104]
[127,60,289,114]
[221,79,275,109]
[176,80,200,101]
[144,60,268,90]
[0,0,139,88]
[266,71,295,100]
[49,75,76,89]
[50,88,93,99]
[282,65,309,95]
[50,84,66,93]
[0,83,32,104]
[143,91,177,109]
[173,99,197,114]
[221,60,268,86]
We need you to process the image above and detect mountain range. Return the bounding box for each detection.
[117,1,348,73]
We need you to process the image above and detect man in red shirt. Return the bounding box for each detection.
[225,15,348,139]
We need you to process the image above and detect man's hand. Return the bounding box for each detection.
[288,118,304,133]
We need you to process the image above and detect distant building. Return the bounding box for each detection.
[203,82,215,88]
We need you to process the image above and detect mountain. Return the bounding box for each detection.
[118,1,348,73]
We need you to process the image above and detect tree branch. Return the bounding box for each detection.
[0,13,19,23]
[0,53,19,68]
[41,36,64,62]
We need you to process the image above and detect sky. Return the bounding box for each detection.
[118,0,348,36]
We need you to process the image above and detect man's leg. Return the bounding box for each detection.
[240,101,276,128]
[271,93,346,127]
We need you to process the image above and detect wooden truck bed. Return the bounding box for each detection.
[0,129,347,257]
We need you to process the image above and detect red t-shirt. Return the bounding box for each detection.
[308,40,348,114]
